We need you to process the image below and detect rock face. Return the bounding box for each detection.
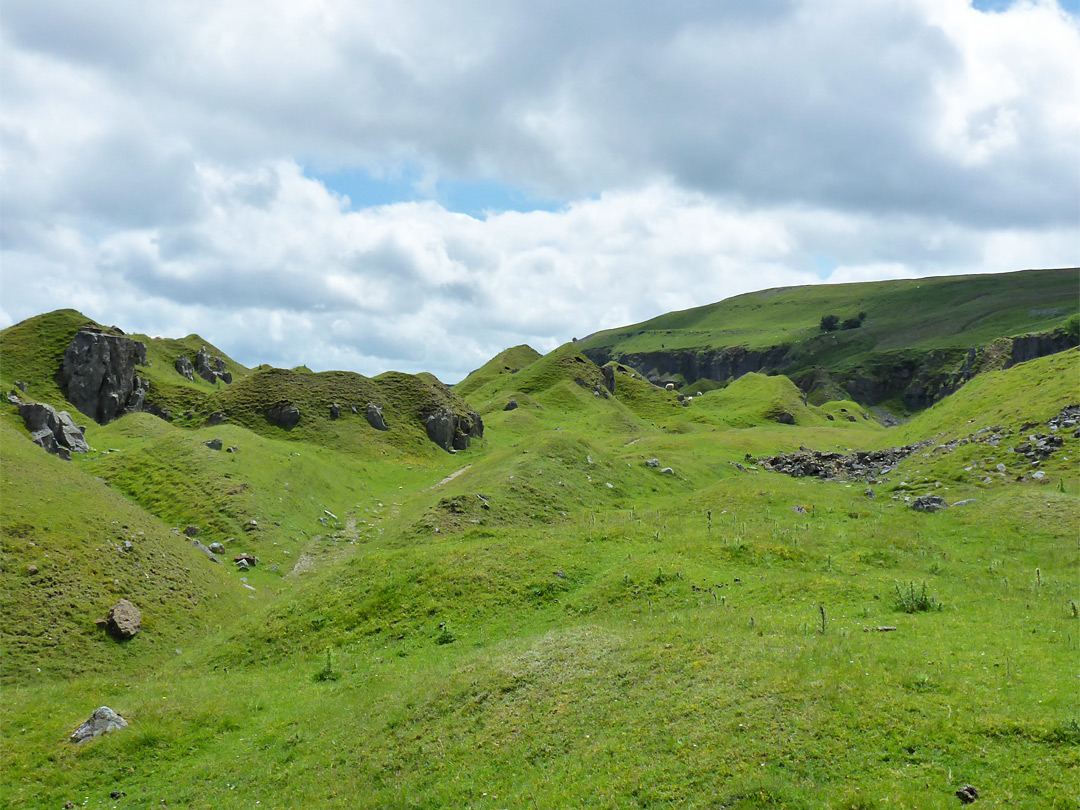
[424,407,484,452]
[365,403,388,431]
[106,599,142,639]
[61,330,147,424]
[911,494,949,513]
[601,365,615,394]
[266,403,301,430]
[175,355,195,381]
[194,348,232,384]
[17,401,89,458]
[70,706,129,743]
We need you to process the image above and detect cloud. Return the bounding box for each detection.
[1,0,1077,381]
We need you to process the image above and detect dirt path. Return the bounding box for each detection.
[429,465,472,489]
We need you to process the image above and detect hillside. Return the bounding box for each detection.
[1,288,1078,809]
[578,267,1079,410]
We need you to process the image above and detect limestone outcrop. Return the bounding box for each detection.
[17,401,89,459]
[61,330,147,423]
[424,407,484,452]
[267,403,301,430]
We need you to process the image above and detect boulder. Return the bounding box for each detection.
[774,412,796,425]
[61,329,147,423]
[70,706,128,744]
[106,599,142,639]
[267,403,301,430]
[911,495,949,513]
[209,542,226,554]
[193,348,232,384]
[423,406,485,452]
[208,412,226,426]
[645,458,660,468]
[205,438,223,450]
[329,404,341,420]
[18,402,89,457]
[425,408,456,451]
[175,355,195,381]
[504,400,519,411]
[365,403,388,431]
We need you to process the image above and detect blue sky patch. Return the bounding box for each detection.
[309,165,562,218]
[972,0,1079,11]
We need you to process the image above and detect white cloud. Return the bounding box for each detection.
[1,0,1077,381]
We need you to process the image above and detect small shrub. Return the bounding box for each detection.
[841,317,862,330]
[893,582,943,613]
[820,314,840,332]
[435,627,456,645]
[313,648,340,682]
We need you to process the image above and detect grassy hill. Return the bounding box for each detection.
[578,268,1079,410]
[1,297,1078,808]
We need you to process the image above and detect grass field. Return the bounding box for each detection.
[1,301,1077,808]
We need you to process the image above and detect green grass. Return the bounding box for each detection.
[2,308,1078,809]
[577,268,1079,411]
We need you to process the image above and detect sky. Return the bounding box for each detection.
[1,0,1078,383]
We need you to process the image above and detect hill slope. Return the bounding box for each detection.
[578,267,1079,410]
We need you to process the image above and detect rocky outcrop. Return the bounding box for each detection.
[106,599,142,639]
[365,403,388,431]
[584,344,793,387]
[61,330,147,424]
[1005,327,1076,368]
[70,707,129,743]
[175,355,195,381]
[17,401,89,459]
[761,443,929,482]
[588,326,1077,413]
[329,404,341,420]
[424,407,484,452]
[266,403,301,430]
[194,348,232,384]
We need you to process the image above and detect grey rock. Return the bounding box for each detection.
[950,499,977,507]
[209,542,226,554]
[329,404,341,420]
[774,412,795,425]
[14,380,27,392]
[645,458,660,468]
[601,365,615,394]
[70,706,128,743]
[365,403,388,431]
[18,402,89,457]
[61,329,147,423]
[205,438,223,450]
[423,406,484,452]
[106,599,142,639]
[267,403,301,430]
[190,539,221,563]
[504,400,519,411]
[911,495,949,513]
[144,402,171,421]
[208,412,226,426]
[184,525,200,537]
[865,487,875,500]
[660,467,675,475]
[175,355,195,381]
[425,409,456,450]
